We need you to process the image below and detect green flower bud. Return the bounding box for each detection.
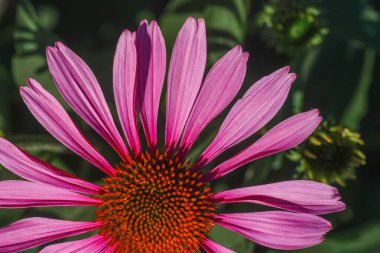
[289,121,366,186]
[256,0,329,54]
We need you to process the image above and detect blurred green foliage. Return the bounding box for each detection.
[160,0,250,64]
[12,0,61,105]
[0,0,379,252]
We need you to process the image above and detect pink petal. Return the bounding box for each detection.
[20,79,115,177]
[0,180,101,208]
[136,20,166,149]
[180,46,248,152]
[198,67,295,167]
[0,137,102,194]
[102,243,118,253]
[40,234,110,253]
[216,211,331,250]
[113,29,141,155]
[0,217,102,253]
[165,17,207,151]
[201,238,236,253]
[46,42,129,160]
[213,180,345,215]
[205,110,321,181]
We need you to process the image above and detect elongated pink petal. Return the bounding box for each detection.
[40,234,110,253]
[216,211,331,250]
[102,243,118,253]
[244,67,290,97]
[0,137,102,194]
[0,218,102,253]
[198,67,295,167]
[205,110,321,181]
[113,30,140,155]
[136,20,166,149]
[165,17,206,151]
[20,79,115,177]
[46,42,129,160]
[201,238,236,253]
[180,46,248,152]
[213,180,345,214]
[0,180,101,208]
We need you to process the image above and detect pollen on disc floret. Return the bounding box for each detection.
[95,150,216,252]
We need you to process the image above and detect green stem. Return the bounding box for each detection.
[341,48,375,130]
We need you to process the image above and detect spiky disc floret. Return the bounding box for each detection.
[96,150,215,252]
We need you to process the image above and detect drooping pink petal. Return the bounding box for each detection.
[216,211,331,250]
[180,46,248,152]
[0,217,102,253]
[213,180,345,215]
[0,137,102,194]
[165,17,206,151]
[205,109,321,181]
[113,29,141,155]
[136,20,166,149]
[40,234,110,253]
[20,79,115,177]
[201,238,236,253]
[102,242,118,253]
[46,42,129,160]
[0,180,101,208]
[197,67,295,167]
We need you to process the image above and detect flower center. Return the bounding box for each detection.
[95,150,216,252]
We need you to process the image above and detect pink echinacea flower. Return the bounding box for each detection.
[0,17,345,253]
